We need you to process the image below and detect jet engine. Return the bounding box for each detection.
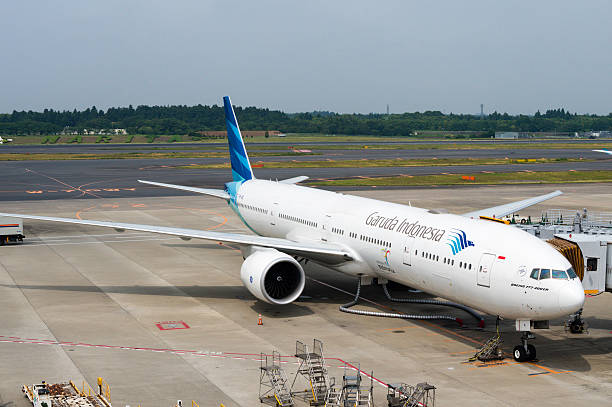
[240,248,305,305]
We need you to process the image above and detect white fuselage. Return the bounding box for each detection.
[232,179,584,320]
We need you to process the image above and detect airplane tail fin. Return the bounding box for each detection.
[223,96,254,182]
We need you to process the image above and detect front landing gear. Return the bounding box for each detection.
[565,309,587,334]
[513,332,536,362]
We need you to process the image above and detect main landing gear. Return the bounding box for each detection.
[513,332,537,362]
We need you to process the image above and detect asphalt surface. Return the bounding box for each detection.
[0,141,610,201]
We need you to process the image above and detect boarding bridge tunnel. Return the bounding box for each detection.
[548,233,612,295]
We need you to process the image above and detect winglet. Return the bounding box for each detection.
[463,190,563,219]
[279,176,309,184]
[223,96,254,182]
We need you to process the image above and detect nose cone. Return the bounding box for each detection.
[558,282,585,314]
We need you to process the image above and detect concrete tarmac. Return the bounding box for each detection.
[0,184,611,406]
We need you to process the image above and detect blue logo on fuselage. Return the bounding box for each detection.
[447,229,474,255]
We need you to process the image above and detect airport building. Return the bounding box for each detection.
[494,131,529,139]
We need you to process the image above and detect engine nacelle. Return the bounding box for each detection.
[240,248,305,305]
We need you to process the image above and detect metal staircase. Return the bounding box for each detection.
[387,382,436,407]
[403,382,436,407]
[342,363,361,407]
[259,351,294,407]
[356,391,371,407]
[324,384,342,407]
[292,339,330,405]
[339,364,373,407]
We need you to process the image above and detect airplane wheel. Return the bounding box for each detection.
[513,345,528,362]
[569,320,584,334]
[527,344,536,361]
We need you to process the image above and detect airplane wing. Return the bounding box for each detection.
[279,176,309,184]
[138,180,230,200]
[462,190,562,219]
[593,149,612,155]
[0,212,352,264]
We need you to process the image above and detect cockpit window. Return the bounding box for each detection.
[531,267,577,280]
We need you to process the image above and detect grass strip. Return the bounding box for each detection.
[282,142,610,151]
[175,157,589,170]
[93,141,612,152]
[308,171,612,187]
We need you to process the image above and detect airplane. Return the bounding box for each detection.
[0,96,584,362]
[0,136,13,144]
[592,149,612,155]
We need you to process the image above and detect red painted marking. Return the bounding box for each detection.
[155,321,190,330]
[0,335,390,387]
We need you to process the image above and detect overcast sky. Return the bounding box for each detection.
[2,1,611,114]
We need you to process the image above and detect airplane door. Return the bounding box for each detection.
[477,253,495,287]
[403,236,415,266]
[270,202,278,226]
[321,214,331,242]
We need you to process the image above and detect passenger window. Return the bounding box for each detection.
[567,267,578,279]
[586,258,598,271]
[530,269,540,279]
[539,269,550,279]
[552,269,568,279]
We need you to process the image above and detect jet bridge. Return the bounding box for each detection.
[552,233,612,295]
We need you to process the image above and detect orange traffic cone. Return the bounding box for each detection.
[257,314,263,326]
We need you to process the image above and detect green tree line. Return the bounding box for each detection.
[1,105,611,137]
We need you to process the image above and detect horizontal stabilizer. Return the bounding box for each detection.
[463,190,562,219]
[138,180,229,200]
[279,176,309,184]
